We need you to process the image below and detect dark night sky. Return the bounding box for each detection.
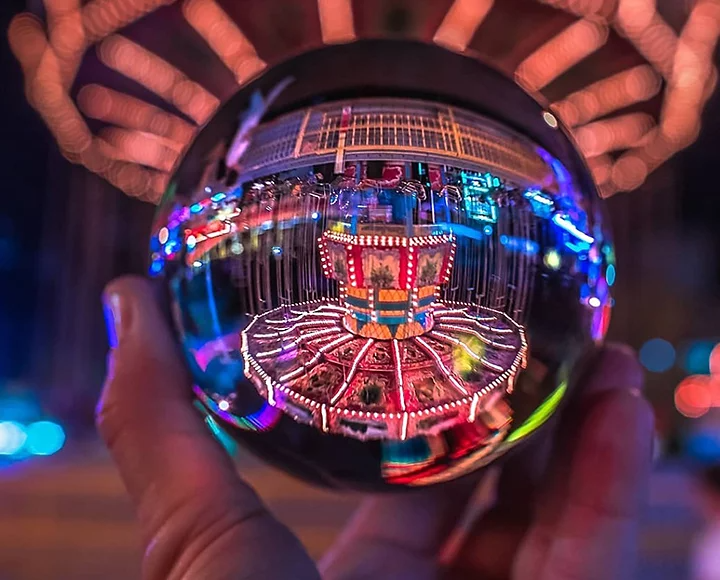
[0,0,50,382]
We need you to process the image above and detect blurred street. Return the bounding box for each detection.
[0,447,700,580]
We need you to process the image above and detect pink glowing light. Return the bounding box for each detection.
[330,339,375,405]
[392,339,407,412]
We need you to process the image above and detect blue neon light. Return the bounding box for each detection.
[500,235,539,255]
[552,214,595,245]
[606,264,616,286]
[460,172,499,223]
[149,260,163,275]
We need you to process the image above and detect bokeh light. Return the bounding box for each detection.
[683,340,717,375]
[639,338,676,373]
[0,422,28,456]
[710,343,720,376]
[24,421,66,456]
[516,19,609,92]
[675,375,713,419]
[685,429,720,464]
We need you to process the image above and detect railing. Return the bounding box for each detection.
[236,98,554,189]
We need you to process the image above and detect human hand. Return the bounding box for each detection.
[99,276,653,580]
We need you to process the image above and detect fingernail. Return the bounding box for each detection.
[103,292,126,349]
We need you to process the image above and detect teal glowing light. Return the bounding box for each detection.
[460,171,500,223]
[0,421,27,455]
[606,264,616,286]
[25,421,65,456]
[683,340,717,375]
[203,413,238,457]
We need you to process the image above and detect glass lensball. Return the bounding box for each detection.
[150,41,613,491]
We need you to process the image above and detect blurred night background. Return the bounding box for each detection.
[1,0,720,578]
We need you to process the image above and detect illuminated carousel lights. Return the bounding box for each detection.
[439,315,515,335]
[368,288,377,322]
[436,323,517,351]
[428,330,504,373]
[414,335,469,396]
[392,339,407,412]
[239,300,529,435]
[329,339,375,405]
[406,247,415,292]
[347,251,357,287]
[322,231,455,248]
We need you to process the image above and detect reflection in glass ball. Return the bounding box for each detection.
[150,43,613,490]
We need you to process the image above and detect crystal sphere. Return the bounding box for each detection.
[150,41,613,490]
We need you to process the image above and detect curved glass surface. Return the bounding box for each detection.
[151,97,612,489]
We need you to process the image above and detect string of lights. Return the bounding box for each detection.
[8,0,720,202]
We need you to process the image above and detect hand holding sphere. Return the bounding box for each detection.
[99,276,652,580]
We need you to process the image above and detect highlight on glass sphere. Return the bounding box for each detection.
[150,42,613,490]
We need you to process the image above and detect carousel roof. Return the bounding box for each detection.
[8,0,720,201]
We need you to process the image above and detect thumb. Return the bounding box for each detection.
[98,276,318,580]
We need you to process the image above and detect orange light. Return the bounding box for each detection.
[78,84,195,148]
[710,344,720,377]
[317,0,357,44]
[660,0,720,148]
[587,154,613,184]
[433,0,495,52]
[182,0,266,84]
[574,112,655,157]
[516,19,609,92]
[44,0,85,89]
[8,14,50,97]
[615,1,678,80]
[97,128,180,172]
[98,35,219,124]
[610,154,648,191]
[105,159,168,202]
[553,64,661,127]
[675,375,713,419]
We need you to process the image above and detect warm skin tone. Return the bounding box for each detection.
[99,276,654,580]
